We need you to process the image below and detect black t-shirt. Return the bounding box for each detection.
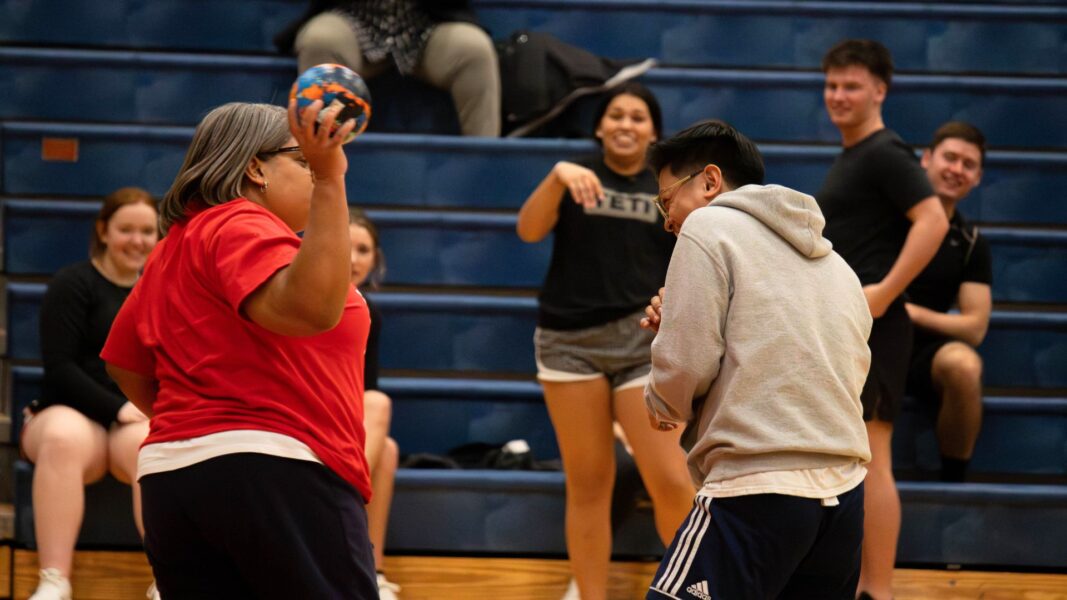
[816,128,935,286]
[538,155,675,330]
[39,261,132,427]
[906,210,992,314]
[364,295,382,391]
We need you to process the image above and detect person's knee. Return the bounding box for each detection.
[32,409,99,459]
[431,23,498,73]
[295,13,358,63]
[364,391,393,430]
[934,345,983,390]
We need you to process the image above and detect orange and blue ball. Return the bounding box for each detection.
[289,63,372,144]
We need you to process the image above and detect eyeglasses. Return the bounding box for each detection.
[257,145,302,158]
[653,169,703,220]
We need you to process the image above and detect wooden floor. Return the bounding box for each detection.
[3,550,1066,599]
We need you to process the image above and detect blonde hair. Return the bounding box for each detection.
[159,103,290,234]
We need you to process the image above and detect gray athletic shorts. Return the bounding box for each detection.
[534,310,654,392]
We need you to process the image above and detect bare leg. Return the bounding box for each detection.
[612,385,694,544]
[857,419,899,600]
[364,390,393,472]
[367,437,398,570]
[108,420,150,537]
[21,406,109,576]
[543,378,616,600]
[930,342,983,462]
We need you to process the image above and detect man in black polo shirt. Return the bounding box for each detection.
[906,122,992,483]
[816,39,949,600]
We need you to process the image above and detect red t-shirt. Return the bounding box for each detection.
[102,198,372,501]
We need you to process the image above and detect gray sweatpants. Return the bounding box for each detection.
[295,12,501,137]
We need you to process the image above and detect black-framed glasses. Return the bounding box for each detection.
[653,169,703,220]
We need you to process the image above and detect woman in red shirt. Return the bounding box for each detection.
[103,100,376,599]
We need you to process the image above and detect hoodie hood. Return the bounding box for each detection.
[712,184,832,259]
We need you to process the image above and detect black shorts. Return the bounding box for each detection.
[861,299,913,422]
[906,330,954,404]
[140,453,377,600]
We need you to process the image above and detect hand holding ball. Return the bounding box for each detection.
[289,64,372,144]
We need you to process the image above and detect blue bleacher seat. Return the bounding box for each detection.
[0,0,302,53]
[4,126,1066,224]
[475,0,1067,75]
[6,285,1066,387]
[387,470,1067,567]
[383,377,558,460]
[894,396,1067,477]
[5,47,1067,147]
[6,199,1067,302]
[4,0,1065,77]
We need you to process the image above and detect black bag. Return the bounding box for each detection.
[496,30,656,138]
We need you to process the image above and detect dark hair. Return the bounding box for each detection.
[348,207,386,289]
[592,81,663,142]
[821,39,894,87]
[929,121,987,166]
[91,187,158,258]
[647,119,765,189]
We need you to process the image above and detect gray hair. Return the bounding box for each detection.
[160,102,290,234]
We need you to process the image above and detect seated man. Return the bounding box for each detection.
[905,121,992,482]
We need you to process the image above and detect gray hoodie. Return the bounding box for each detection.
[645,184,872,487]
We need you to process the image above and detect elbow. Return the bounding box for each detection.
[295,304,345,335]
[515,221,545,244]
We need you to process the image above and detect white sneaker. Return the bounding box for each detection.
[377,572,401,600]
[28,568,71,600]
[146,580,162,600]
[561,578,580,600]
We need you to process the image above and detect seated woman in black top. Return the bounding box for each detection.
[516,82,694,600]
[22,188,159,600]
[348,207,401,599]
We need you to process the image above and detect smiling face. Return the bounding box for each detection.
[823,65,886,134]
[98,202,159,277]
[656,165,724,235]
[922,137,983,205]
[349,223,377,287]
[596,93,657,165]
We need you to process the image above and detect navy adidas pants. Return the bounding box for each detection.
[648,484,864,600]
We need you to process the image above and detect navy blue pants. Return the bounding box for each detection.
[648,484,864,600]
[141,453,378,600]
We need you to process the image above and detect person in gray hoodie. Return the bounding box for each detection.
[641,120,873,600]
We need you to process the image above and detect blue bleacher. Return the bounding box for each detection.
[5,47,1067,148]
[8,365,1067,565]
[4,126,1067,224]
[4,0,1067,572]
[475,0,1067,74]
[3,0,1065,77]
[5,285,1066,389]
[7,200,1067,301]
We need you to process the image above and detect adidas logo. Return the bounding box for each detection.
[686,580,712,600]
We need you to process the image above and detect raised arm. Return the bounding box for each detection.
[243,100,356,336]
[516,161,603,242]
